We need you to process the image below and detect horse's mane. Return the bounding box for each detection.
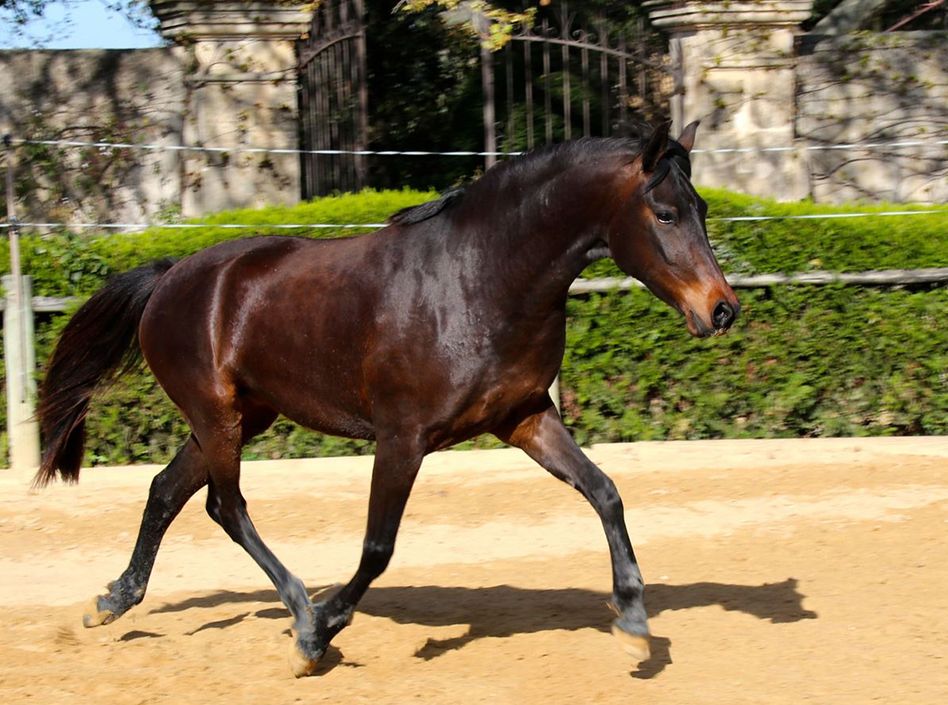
[387,186,467,225]
[387,123,689,226]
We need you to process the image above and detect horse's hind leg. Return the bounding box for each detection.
[196,415,319,675]
[496,399,651,662]
[84,435,208,627]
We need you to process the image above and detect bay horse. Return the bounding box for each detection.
[36,121,739,676]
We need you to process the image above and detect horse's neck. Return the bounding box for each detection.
[473,173,609,316]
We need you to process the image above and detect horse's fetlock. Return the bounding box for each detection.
[107,577,146,610]
[325,606,353,631]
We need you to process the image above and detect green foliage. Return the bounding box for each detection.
[566,191,948,444]
[701,189,946,274]
[0,187,945,468]
[365,1,484,191]
[3,189,436,297]
[4,189,435,466]
[397,1,535,50]
[562,286,947,445]
[582,191,947,285]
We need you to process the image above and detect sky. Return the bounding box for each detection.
[0,1,164,49]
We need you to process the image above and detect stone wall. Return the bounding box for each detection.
[647,1,815,201]
[2,1,945,221]
[0,48,186,224]
[0,2,310,225]
[797,31,948,203]
[646,1,946,204]
[151,1,310,217]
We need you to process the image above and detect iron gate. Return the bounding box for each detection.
[298,0,369,198]
[481,2,672,167]
[298,1,671,195]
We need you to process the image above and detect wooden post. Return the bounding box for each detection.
[481,42,497,170]
[4,136,41,471]
[3,274,41,471]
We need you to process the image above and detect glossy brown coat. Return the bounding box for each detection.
[36,122,738,675]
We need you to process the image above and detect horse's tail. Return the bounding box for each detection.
[34,258,177,487]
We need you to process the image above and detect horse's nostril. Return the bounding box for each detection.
[712,301,735,330]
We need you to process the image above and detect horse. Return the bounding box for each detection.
[35,121,739,676]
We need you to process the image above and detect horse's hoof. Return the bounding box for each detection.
[82,596,115,628]
[288,637,323,678]
[611,622,651,662]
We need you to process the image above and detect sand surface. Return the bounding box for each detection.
[1,437,946,704]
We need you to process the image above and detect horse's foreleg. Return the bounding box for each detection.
[495,398,651,662]
[293,433,424,675]
[83,436,208,627]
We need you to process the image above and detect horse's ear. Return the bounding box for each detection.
[642,120,671,172]
[677,120,699,153]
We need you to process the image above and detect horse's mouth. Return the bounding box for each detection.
[684,309,731,338]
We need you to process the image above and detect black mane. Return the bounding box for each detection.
[387,186,467,225]
[386,125,690,226]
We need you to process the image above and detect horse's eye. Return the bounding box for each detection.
[655,210,676,225]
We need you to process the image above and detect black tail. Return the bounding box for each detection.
[34,258,177,487]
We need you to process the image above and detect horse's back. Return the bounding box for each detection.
[139,235,380,438]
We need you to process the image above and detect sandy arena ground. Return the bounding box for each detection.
[0,437,946,704]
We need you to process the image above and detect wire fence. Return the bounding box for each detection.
[3,132,947,293]
[0,208,945,233]
[4,133,945,233]
[9,135,948,157]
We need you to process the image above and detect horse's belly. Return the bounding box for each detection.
[235,344,376,441]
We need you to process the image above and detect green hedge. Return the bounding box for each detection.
[5,190,437,298]
[1,189,946,467]
[563,286,946,443]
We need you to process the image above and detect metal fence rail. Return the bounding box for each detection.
[4,267,946,315]
[569,267,948,293]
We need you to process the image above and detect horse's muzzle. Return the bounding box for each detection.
[686,296,740,338]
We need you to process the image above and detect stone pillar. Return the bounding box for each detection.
[151,2,311,216]
[645,1,814,200]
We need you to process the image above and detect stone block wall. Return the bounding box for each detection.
[2,1,945,221]
[646,1,946,204]
[796,31,948,203]
[0,2,310,225]
[0,48,186,224]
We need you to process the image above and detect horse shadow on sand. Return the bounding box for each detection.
[145,578,817,678]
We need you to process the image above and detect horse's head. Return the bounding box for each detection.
[607,122,740,338]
